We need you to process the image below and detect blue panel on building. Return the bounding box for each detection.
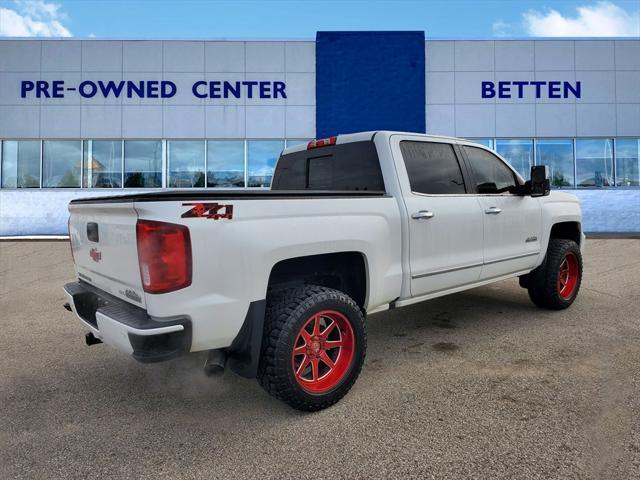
[315,31,425,138]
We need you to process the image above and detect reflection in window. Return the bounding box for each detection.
[615,139,639,187]
[247,140,284,188]
[168,141,205,188]
[576,139,613,187]
[496,139,533,179]
[83,140,122,188]
[124,141,162,188]
[463,146,517,193]
[535,139,574,188]
[1,141,40,188]
[43,141,81,187]
[207,141,245,188]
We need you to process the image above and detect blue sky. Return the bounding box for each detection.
[1,0,639,38]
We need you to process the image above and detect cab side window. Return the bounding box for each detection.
[400,141,466,195]
[463,146,518,194]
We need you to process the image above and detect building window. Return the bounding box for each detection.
[43,140,81,188]
[83,140,122,188]
[247,140,285,188]
[471,139,495,150]
[576,139,613,187]
[285,139,311,148]
[168,141,205,188]
[535,139,574,188]
[124,140,162,188]
[495,139,533,179]
[615,139,639,187]
[206,140,245,188]
[1,140,40,188]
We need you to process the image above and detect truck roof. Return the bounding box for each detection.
[282,131,464,155]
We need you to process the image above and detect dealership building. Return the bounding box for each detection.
[0,32,638,235]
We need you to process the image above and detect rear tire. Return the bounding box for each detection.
[527,238,582,310]
[258,285,366,412]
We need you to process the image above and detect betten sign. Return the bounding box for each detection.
[20,79,287,99]
[482,80,581,99]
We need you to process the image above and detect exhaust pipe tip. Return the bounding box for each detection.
[85,332,103,346]
[204,349,227,376]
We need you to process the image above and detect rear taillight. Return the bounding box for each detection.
[307,137,337,149]
[136,220,192,294]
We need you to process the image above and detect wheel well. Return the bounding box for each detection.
[267,252,368,309]
[550,221,582,246]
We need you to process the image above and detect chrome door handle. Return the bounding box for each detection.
[411,210,435,220]
[484,206,502,215]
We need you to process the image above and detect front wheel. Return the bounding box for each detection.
[527,238,583,310]
[258,285,366,411]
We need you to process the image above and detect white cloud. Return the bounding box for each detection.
[523,2,640,37]
[0,0,72,37]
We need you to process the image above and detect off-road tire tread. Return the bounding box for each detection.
[257,285,366,412]
[527,238,582,310]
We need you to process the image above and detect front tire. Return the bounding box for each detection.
[527,238,582,310]
[258,285,366,411]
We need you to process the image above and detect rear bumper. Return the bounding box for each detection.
[63,281,191,362]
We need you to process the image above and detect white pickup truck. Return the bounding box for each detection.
[64,131,584,411]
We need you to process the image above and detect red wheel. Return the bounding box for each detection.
[557,252,579,300]
[291,310,355,393]
[258,285,366,411]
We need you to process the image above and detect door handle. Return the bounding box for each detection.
[411,210,435,220]
[484,206,502,215]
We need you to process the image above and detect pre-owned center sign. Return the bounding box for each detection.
[20,80,287,99]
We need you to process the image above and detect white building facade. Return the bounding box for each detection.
[0,33,638,235]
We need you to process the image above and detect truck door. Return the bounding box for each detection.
[460,145,542,280]
[394,138,485,297]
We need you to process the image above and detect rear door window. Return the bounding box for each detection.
[400,141,466,195]
[271,141,385,191]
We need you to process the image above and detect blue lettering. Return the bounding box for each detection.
[273,81,286,99]
[242,81,257,98]
[98,80,125,98]
[192,81,207,98]
[224,81,240,98]
[127,81,144,98]
[548,81,561,99]
[51,80,64,98]
[21,81,34,98]
[530,81,545,98]
[79,81,97,98]
[565,81,581,98]
[209,81,221,98]
[36,81,50,98]
[146,81,159,98]
[498,82,511,98]
[512,81,527,98]
[259,81,271,98]
[481,81,495,98]
[161,81,176,98]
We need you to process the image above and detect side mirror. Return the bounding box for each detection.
[529,165,551,197]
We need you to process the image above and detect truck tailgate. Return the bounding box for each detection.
[68,202,145,308]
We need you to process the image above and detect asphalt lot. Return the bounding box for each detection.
[1,239,639,479]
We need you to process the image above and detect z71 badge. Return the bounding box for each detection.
[181,202,234,220]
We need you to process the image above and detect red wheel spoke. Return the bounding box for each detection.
[296,355,310,376]
[325,340,343,349]
[299,329,312,344]
[312,315,322,336]
[311,358,320,381]
[320,320,337,339]
[293,345,307,356]
[320,351,336,370]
